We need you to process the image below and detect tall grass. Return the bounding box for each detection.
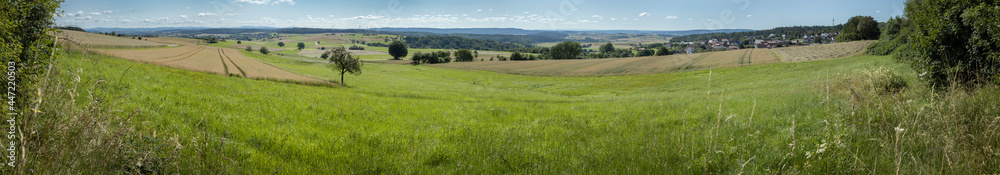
[12,49,241,174]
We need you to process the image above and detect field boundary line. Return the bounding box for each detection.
[218,48,230,75]
[220,48,247,77]
[771,49,783,62]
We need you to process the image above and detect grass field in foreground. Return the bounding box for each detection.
[60,49,941,173]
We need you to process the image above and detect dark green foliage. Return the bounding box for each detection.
[637,49,654,57]
[655,46,671,56]
[898,0,1000,87]
[866,17,909,56]
[277,42,284,47]
[454,49,474,62]
[550,41,582,59]
[599,43,614,53]
[205,37,219,43]
[837,16,880,42]
[509,52,526,61]
[388,41,408,60]
[245,46,253,52]
[297,42,305,51]
[348,45,365,50]
[259,47,270,54]
[403,35,524,51]
[55,26,85,32]
[237,40,241,44]
[410,51,452,64]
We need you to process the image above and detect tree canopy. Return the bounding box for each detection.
[550,41,582,59]
[454,49,474,62]
[388,41,408,60]
[895,0,1000,87]
[325,46,363,85]
[837,16,880,42]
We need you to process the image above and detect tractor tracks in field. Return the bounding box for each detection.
[159,46,206,63]
[219,48,247,77]
[678,52,711,71]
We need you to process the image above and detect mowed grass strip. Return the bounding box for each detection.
[773,40,875,62]
[56,30,168,49]
[432,49,777,76]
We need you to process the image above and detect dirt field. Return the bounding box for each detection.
[431,49,777,76]
[57,30,167,49]
[772,41,875,62]
[91,38,320,83]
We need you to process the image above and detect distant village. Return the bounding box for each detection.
[673,32,841,54]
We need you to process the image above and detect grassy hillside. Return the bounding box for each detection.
[53,48,996,173]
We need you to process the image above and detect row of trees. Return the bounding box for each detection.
[836,16,880,42]
[403,35,525,51]
[411,51,453,64]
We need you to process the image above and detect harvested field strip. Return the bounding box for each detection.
[220,48,247,77]
[218,48,230,75]
[772,40,875,62]
[159,46,206,63]
[678,52,711,71]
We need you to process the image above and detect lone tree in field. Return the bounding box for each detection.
[454,49,474,62]
[473,50,479,58]
[259,47,270,54]
[277,42,285,47]
[550,41,582,59]
[237,40,241,44]
[325,47,363,85]
[388,41,408,60]
[297,42,305,51]
[599,42,615,53]
[245,46,253,52]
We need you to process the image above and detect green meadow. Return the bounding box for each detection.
[52,47,997,174]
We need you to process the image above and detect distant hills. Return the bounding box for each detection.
[84,26,753,36]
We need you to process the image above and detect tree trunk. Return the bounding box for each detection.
[340,70,346,85]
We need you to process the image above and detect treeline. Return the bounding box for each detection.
[671,25,844,42]
[403,35,526,51]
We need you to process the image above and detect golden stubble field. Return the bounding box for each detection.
[773,40,876,62]
[56,30,167,49]
[432,48,778,76]
[60,31,321,83]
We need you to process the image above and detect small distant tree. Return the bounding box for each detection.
[320,51,330,59]
[655,46,670,56]
[325,47,363,85]
[637,49,654,57]
[259,47,270,54]
[277,42,285,47]
[388,41,408,60]
[473,50,479,58]
[297,42,306,51]
[454,49,474,62]
[599,42,615,53]
[245,46,253,52]
[510,52,524,60]
[137,36,142,40]
[237,40,242,44]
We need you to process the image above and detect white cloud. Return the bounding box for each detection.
[875,10,881,13]
[89,12,102,15]
[462,14,468,16]
[639,12,650,17]
[610,18,617,21]
[346,15,385,20]
[592,15,602,19]
[665,16,678,19]
[198,12,218,17]
[746,14,752,17]
[179,15,188,18]
[102,10,113,14]
[488,8,493,11]
[577,20,598,23]
[476,9,482,12]
[233,0,294,5]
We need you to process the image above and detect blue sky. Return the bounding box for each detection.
[57,0,908,30]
